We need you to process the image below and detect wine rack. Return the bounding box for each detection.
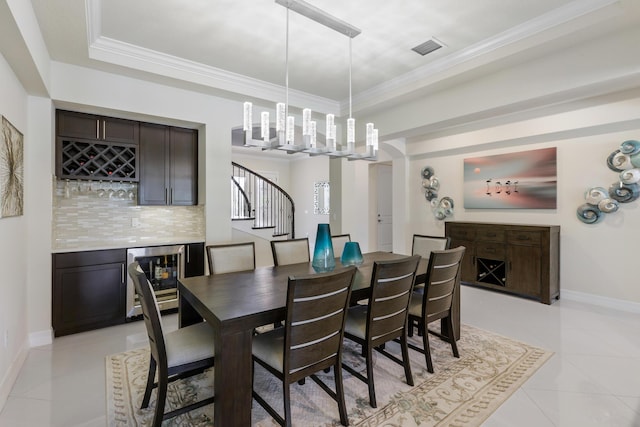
[476,258,506,286]
[57,140,138,181]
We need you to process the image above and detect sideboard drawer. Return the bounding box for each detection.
[476,242,505,258]
[476,228,505,242]
[507,230,542,245]
[448,226,476,240]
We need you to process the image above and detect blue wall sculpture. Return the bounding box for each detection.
[577,139,640,224]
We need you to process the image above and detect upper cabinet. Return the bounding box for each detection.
[138,123,198,206]
[56,110,139,181]
[57,110,139,144]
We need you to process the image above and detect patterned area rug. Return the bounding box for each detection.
[106,324,552,426]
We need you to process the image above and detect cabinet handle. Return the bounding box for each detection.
[96,119,100,139]
[165,188,168,204]
[171,188,174,205]
[186,245,190,263]
[121,263,125,283]
[102,120,106,140]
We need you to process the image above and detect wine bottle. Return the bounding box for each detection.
[154,258,163,281]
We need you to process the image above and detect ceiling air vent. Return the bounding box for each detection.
[412,38,444,56]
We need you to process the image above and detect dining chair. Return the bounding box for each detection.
[342,255,421,408]
[407,246,465,373]
[331,234,351,259]
[409,234,451,336]
[127,262,215,427]
[252,266,357,427]
[206,241,255,274]
[270,237,310,266]
[411,234,451,260]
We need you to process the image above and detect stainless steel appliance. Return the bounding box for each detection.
[126,244,185,319]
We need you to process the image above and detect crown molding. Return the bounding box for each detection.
[345,0,622,115]
[85,0,621,118]
[85,0,340,114]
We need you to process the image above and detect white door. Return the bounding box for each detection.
[377,164,393,251]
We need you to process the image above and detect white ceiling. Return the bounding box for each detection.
[30,0,639,116]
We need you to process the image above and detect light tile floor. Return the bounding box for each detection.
[0,285,639,426]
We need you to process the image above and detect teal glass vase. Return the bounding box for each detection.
[341,241,363,266]
[312,223,336,272]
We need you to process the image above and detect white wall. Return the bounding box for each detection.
[0,52,29,409]
[290,155,330,250]
[405,96,640,305]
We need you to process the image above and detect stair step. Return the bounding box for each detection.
[252,225,275,230]
[272,232,290,237]
[232,216,255,221]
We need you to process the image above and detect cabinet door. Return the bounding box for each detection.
[57,111,139,144]
[507,244,541,297]
[184,242,205,277]
[53,262,126,336]
[102,117,139,144]
[138,124,170,205]
[169,127,198,205]
[57,110,100,140]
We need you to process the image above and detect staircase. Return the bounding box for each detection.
[231,162,295,239]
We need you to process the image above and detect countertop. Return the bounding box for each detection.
[52,237,205,253]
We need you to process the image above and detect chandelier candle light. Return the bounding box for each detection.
[242,0,378,161]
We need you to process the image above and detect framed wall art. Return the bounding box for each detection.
[0,115,24,218]
[463,147,557,209]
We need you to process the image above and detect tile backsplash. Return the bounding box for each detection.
[53,179,205,251]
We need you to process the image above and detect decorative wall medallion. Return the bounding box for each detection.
[420,166,454,220]
[577,139,640,224]
[0,116,24,218]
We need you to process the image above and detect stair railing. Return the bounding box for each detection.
[231,162,295,238]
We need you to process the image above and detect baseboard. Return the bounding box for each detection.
[0,341,29,413]
[29,329,53,348]
[562,289,640,314]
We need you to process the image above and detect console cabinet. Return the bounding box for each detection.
[52,249,127,337]
[445,222,560,304]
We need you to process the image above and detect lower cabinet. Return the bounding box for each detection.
[445,221,560,304]
[53,243,205,337]
[184,242,205,277]
[52,249,127,337]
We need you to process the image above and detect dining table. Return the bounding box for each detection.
[178,251,460,427]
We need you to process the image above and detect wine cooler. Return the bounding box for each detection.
[126,244,185,319]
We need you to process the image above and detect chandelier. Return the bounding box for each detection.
[242,0,378,161]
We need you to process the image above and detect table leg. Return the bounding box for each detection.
[178,292,202,328]
[214,328,253,427]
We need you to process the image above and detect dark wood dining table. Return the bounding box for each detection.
[178,251,460,427]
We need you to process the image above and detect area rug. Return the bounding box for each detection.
[106,324,552,426]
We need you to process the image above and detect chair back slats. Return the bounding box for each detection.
[284,267,356,378]
[207,242,255,275]
[289,332,342,373]
[271,238,310,266]
[367,256,421,346]
[423,247,466,321]
[128,262,167,368]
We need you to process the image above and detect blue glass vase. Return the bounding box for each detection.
[312,223,336,272]
[341,241,363,266]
